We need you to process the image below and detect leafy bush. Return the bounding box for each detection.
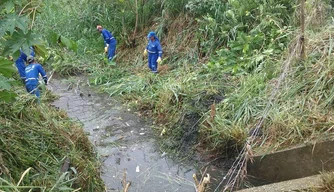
[190,0,295,73]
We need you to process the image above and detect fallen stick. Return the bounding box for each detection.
[193,168,211,192]
[122,169,131,192]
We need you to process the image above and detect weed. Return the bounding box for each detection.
[310,172,334,192]
[0,91,104,191]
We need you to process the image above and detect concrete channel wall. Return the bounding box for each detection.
[247,140,334,185]
[238,175,321,192]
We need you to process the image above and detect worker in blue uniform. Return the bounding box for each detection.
[143,31,162,73]
[15,47,35,84]
[29,46,35,57]
[25,55,47,98]
[97,25,117,61]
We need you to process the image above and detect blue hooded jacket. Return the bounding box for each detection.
[15,47,35,80]
[25,63,47,86]
[146,31,162,57]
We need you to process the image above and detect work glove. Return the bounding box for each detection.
[104,44,109,53]
[157,57,162,64]
[44,79,48,85]
[143,49,147,56]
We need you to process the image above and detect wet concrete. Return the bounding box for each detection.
[49,78,199,192]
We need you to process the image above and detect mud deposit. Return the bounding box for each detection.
[49,78,212,192]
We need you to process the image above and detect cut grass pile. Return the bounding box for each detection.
[0,91,104,191]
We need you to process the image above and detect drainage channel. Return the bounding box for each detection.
[49,77,198,192]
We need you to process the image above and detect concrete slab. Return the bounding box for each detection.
[247,140,334,184]
[237,175,321,192]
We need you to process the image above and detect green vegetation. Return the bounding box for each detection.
[0,0,49,101]
[1,0,334,189]
[0,94,104,191]
[1,0,333,190]
[30,0,334,157]
[0,1,104,191]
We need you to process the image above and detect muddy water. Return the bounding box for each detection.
[49,78,203,192]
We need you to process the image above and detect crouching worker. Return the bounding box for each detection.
[97,25,117,61]
[25,55,47,99]
[144,31,162,73]
[15,47,35,84]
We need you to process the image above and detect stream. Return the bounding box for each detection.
[49,77,226,192]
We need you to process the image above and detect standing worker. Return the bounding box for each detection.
[97,25,117,61]
[143,31,162,73]
[15,47,35,84]
[25,55,47,99]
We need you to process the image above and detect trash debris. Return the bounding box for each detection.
[160,128,166,136]
[161,152,167,158]
[193,169,210,192]
[125,122,130,127]
[136,165,140,172]
[139,133,145,136]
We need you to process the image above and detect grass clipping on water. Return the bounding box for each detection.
[0,94,104,191]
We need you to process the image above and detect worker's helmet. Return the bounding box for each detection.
[96,25,102,31]
[27,55,34,63]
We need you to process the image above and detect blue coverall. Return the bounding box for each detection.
[146,34,162,73]
[15,47,35,82]
[101,29,117,61]
[25,63,47,98]
[15,50,27,82]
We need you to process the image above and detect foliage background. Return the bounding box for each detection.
[1,0,334,190]
[31,0,334,156]
[0,1,104,191]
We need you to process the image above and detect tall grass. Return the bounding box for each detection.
[32,0,334,158]
[34,0,189,52]
[0,91,104,191]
